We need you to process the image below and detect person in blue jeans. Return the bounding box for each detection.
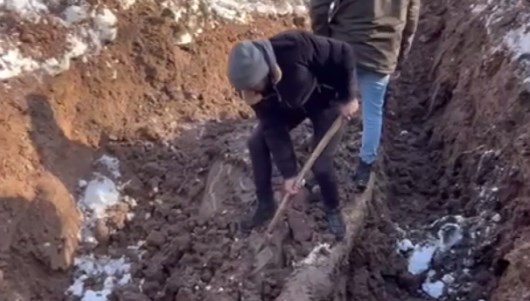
[355,68,391,188]
[310,0,421,191]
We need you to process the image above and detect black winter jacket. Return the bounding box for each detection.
[251,30,357,178]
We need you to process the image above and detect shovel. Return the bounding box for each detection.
[253,116,344,273]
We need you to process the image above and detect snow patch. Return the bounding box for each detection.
[0,49,39,80]
[401,220,464,276]
[97,154,121,179]
[397,216,468,298]
[1,0,307,80]
[503,27,530,60]
[63,5,90,23]
[118,0,136,10]
[397,209,501,299]
[81,175,120,219]
[67,155,138,299]
[161,0,307,45]
[0,0,49,20]
[77,155,125,244]
[67,254,132,300]
[93,8,118,42]
[422,271,445,299]
[472,0,530,81]
[0,2,117,80]
[408,243,437,275]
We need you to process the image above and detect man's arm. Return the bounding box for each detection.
[309,0,334,36]
[253,104,298,179]
[397,0,421,69]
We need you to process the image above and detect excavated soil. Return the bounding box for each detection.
[1,0,530,301]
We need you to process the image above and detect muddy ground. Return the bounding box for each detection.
[1,0,530,300]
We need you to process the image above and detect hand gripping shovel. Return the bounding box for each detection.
[253,116,344,273]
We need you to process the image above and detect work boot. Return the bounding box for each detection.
[352,160,373,192]
[240,199,276,232]
[325,209,346,241]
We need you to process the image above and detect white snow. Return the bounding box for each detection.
[404,230,463,274]
[422,276,445,298]
[398,216,467,298]
[0,1,118,80]
[67,155,140,299]
[0,49,39,80]
[97,154,121,179]
[208,0,307,21]
[442,273,455,284]
[0,0,49,20]
[437,223,463,252]
[160,0,307,45]
[118,0,136,10]
[408,243,437,275]
[397,238,414,252]
[77,157,122,245]
[93,8,118,42]
[81,175,120,219]
[1,0,307,80]
[67,254,132,300]
[63,5,90,23]
[503,27,530,60]
[491,213,501,223]
[471,0,530,82]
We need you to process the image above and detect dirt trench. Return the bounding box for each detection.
[1,0,530,300]
[344,1,530,301]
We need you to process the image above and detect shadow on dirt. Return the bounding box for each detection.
[0,94,101,300]
[0,192,78,300]
[27,94,99,192]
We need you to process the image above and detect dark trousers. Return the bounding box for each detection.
[247,106,344,210]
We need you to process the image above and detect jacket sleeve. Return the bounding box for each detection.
[252,104,298,179]
[309,0,333,36]
[398,0,421,68]
[309,34,359,104]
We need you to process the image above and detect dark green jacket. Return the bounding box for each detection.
[310,0,420,74]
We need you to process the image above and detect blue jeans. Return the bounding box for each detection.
[357,67,390,164]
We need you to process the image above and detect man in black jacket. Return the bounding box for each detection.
[227,30,359,239]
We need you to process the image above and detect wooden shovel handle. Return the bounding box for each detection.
[266,116,343,235]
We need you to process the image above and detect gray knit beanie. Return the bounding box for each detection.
[227,40,270,91]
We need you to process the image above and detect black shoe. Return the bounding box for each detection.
[326,209,346,240]
[352,160,373,192]
[240,200,276,232]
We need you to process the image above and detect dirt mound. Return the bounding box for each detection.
[0,1,299,299]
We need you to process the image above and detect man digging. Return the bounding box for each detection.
[226,30,359,240]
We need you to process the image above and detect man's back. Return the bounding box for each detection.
[311,0,420,74]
